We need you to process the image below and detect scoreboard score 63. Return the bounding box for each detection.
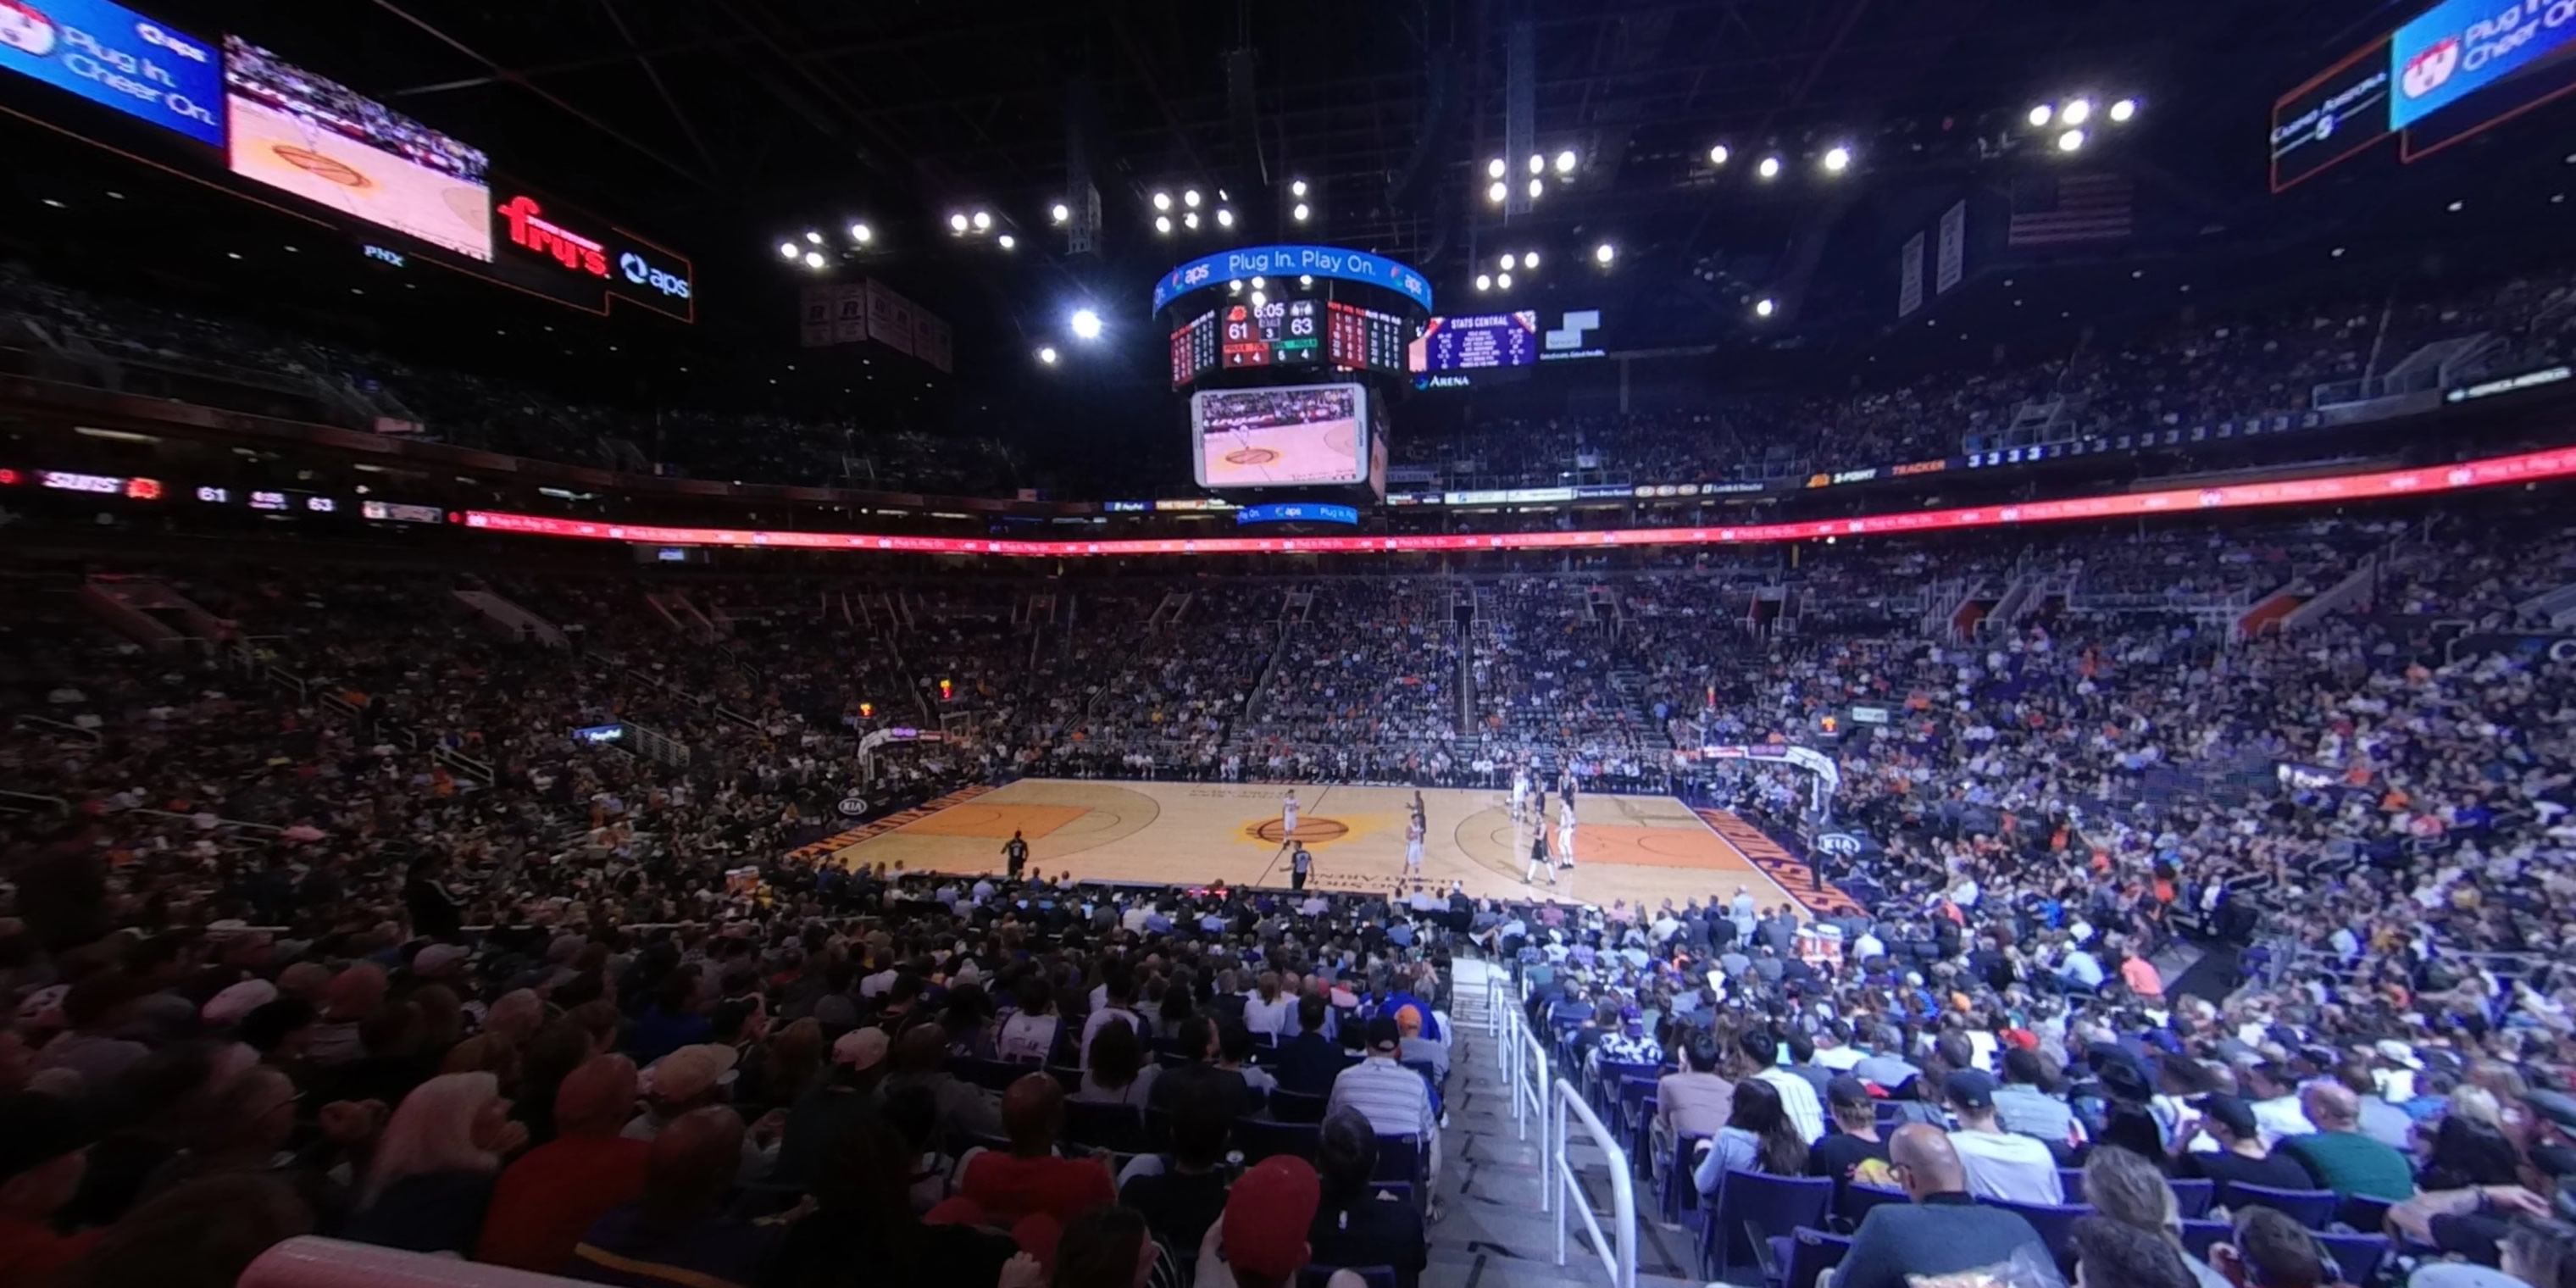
[1222,299,1321,369]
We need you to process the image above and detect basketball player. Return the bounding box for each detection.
[1556,797,1578,871]
[1523,826,1556,887]
[1404,813,1425,876]
[1282,789,1299,840]
[1291,841,1313,892]
[1509,765,1530,823]
[1002,830,1030,880]
[1532,780,1549,836]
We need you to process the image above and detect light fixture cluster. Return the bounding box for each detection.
[1036,307,1105,368]
[778,222,879,270]
[1703,142,1851,180]
[1474,249,1546,292]
[1151,186,1235,236]
[1484,150,1576,204]
[2028,96,2140,153]
[1288,178,1313,224]
[947,208,1015,248]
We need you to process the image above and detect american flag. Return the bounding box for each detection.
[2006,173,2134,247]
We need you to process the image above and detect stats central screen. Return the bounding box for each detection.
[1191,383,1371,488]
[1410,312,1539,372]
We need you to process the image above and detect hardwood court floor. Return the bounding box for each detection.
[824,778,1805,909]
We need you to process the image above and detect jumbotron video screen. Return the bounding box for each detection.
[1190,383,1371,488]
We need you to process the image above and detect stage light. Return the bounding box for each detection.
[1249,290,1266,307]
[850,222,873,243]
[1500,253,1516,270]
[1298,274,1313,286]
[1555,149,1578,175]
[1487,181,1507,204]
[1230,280,1243,293]
[2448,199,2464,211]
[779,242,799,259]
[1709,144,1730,165]
[1823,146,1852,173]
[1524,250,1540,269]
[1183,211,1199,229]
[1036,346,1058,364]
[1528,153,1544,175]
[1291,203,1310,222]
[1291,179,1309,197]
[1757,156,1781,179]
[947,213,969,232]
[1496,271,1513,289]
[1252,276,1265,289]
[970,210,991,230]
[2057,128,2086,153]
[802,251,825,269]
[1183,188,1202,208]
[1475,274,1492,291]
[1219,189,1229,201]
[1155,214,1174,234]
[1755,297,1776,317]
[804,230,824,244]
[1069,308,1102,340]
[2062,98,2093,126]
[997,233,1016,249]
[2028,103,2052,127]
[2109,97,2137,123]
[1594,242,1615,264]
[1528,177,1544,198]
[1152,192,1172,211]
[1050,203,1069,224]
[1216,208,1235,227]
[1487,158,1507,180]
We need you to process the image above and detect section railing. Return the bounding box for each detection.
[1550,1078,1638,1288]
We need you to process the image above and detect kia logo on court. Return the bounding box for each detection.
[1814,832,1863,856]
[835,796,869,817]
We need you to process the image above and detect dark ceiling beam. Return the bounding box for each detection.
[597,0,725,182]
[1109,14,1213,179]
[365,0,719,192]
[388,19,1067,96]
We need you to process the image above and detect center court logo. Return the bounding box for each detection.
[2402,36,2462,97]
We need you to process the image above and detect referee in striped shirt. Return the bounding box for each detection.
[1329,1015,1442,1217]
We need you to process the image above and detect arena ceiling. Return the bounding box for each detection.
[145,0,2522,369]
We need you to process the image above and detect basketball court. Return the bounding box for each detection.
[1199,419,1362,486]
[809,778,1811,910]
[227,95,493,260]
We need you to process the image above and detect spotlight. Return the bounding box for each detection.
[779,242,799,259]
[1292,203,1310,222]
[2057,128,2086,153]
[1037,346,1058,364]
[1823,146,1852,173]
[1069,308,1102,340]
[1709,144,1730,165]
[947,213,969,233]
[1528,177,1544,198]
[970,210,991,230]
[1252,277,1265,288]
[1216,208,1235,228]
[1298,274,1313,286]
[804,230,824,245]
[1152,192,1172,211]
[1499,253,1517,270]
[1528,153,1544,175]
[1524,251,1541,269]
[1594,242,1615,264]
[1230,280,1243,293]
[1496,271,1513,289]
[1291,179,1309,197]
[1487,158,1507,179]
[1050,203,1070,224]
[1555,149,1578,174]
[1475,274,1492,291]
[2028,103,2053,127]
[1487,181,1507,204]
[1755,297,1776,317]
[1757,156,1782,179]
[1154,214,1173,234]
[850,222,873,243]
[997,234,1016,249]
[2109,97,2137,123]
[802,251,825,269]
[1183,211,1199,229]
[1249,290,1265,307]
[1183,189,1202,208]
[2062,98,2093,126]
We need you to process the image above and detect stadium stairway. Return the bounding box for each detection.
[1439,958,1700,1288]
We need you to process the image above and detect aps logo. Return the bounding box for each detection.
[619,251,690,300]
[2403,36,2462,98]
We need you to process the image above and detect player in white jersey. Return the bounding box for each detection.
[1404,813,1426,874]
[1556,797,1578,870]
[1509,769,1529,822]
[1281,790,1299,839]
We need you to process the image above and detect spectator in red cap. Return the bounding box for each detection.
[1197,1156,1324,1288]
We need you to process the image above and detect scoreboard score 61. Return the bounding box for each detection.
[1221,299,1321,369]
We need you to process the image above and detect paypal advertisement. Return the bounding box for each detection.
[0,0,223,145]
[2391,0,2576,127]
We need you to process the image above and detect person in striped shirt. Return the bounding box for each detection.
[1327,1016,1442,1219]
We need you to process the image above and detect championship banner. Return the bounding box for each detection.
[1897,233,1925,318]
[867,281,916,357]
[798,286,834,348]
[830,285,869,346]
[1935,200,1966,295]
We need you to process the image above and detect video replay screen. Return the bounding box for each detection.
[223,36,492,259]
[1191,383,1371,488]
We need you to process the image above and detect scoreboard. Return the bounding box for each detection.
[1169,310,1219,387]
[1221,299,1322,369]
[1328,301,1409,375]
[1410,312,1540,372]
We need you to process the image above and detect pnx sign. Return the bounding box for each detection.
[490,190,695,321]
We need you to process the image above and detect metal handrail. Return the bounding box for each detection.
[1551,1078,1638,1288]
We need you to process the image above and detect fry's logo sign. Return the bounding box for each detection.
[497,196,607,276]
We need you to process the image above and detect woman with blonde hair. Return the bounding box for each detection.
[342,1071,525,1253]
